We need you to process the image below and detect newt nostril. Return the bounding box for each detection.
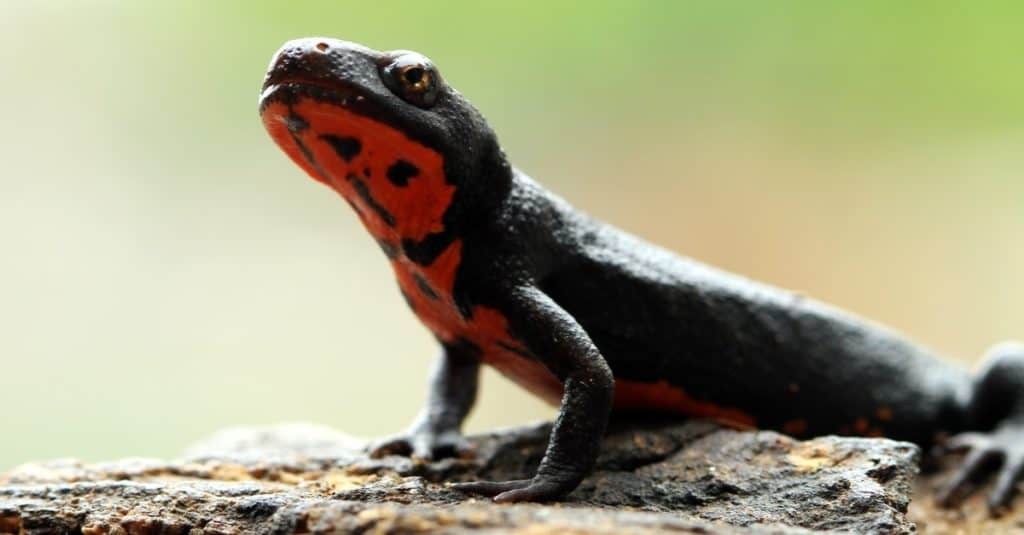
[315,42,329,52]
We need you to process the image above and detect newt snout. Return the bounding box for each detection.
[260,38,376,105]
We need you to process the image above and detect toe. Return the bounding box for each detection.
[368,436,412,458]
[945,432,986,453]
[452,479,532,497]
[493,480,564,503]
[410,435,436,461]
[988,454,1024,514]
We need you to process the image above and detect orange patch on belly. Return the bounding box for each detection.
[613,379,757,429]
[391,240,465,339]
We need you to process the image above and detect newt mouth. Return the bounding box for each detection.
[258,77,369,114]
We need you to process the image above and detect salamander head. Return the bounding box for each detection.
[259,38,510,247]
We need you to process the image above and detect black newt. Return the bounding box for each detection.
[258,38,1024,511]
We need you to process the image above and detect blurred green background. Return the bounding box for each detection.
[2,1,1022,469]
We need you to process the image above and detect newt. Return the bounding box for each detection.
[259,38,1024,511]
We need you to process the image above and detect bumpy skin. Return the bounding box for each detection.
[259,38,1024,510]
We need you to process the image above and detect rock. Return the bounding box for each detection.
[0,419,920,534]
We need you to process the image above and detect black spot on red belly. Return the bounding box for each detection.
[413,273,439,300]
[386,160,419,186]
[401,233,455,267]
[321,135,362,162]
[285,113,309,133]
[288,130,328,180]
[347,174,396,227]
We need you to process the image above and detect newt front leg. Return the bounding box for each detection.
[453,285,615,502]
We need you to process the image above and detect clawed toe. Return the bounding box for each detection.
[451,479,532,497]
[942,432,985,454]
[368,436,413,458]
[987,454,1024,513]
[493,480,566,503]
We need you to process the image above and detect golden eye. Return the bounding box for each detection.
[380,52,441,108]
[400,65,430,91]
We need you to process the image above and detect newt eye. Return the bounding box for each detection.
[381,52,440,109]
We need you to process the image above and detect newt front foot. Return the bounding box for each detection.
[937,423,1024,514]
[368,428,473,461]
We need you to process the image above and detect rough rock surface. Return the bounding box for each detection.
[0,419,921,534]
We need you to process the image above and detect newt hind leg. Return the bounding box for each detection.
[939,342,1024,513]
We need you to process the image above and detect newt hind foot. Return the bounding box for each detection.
[939,342,1024,514]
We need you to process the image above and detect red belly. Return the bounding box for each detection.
[478,343,757,430]
[614,379,756,428]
